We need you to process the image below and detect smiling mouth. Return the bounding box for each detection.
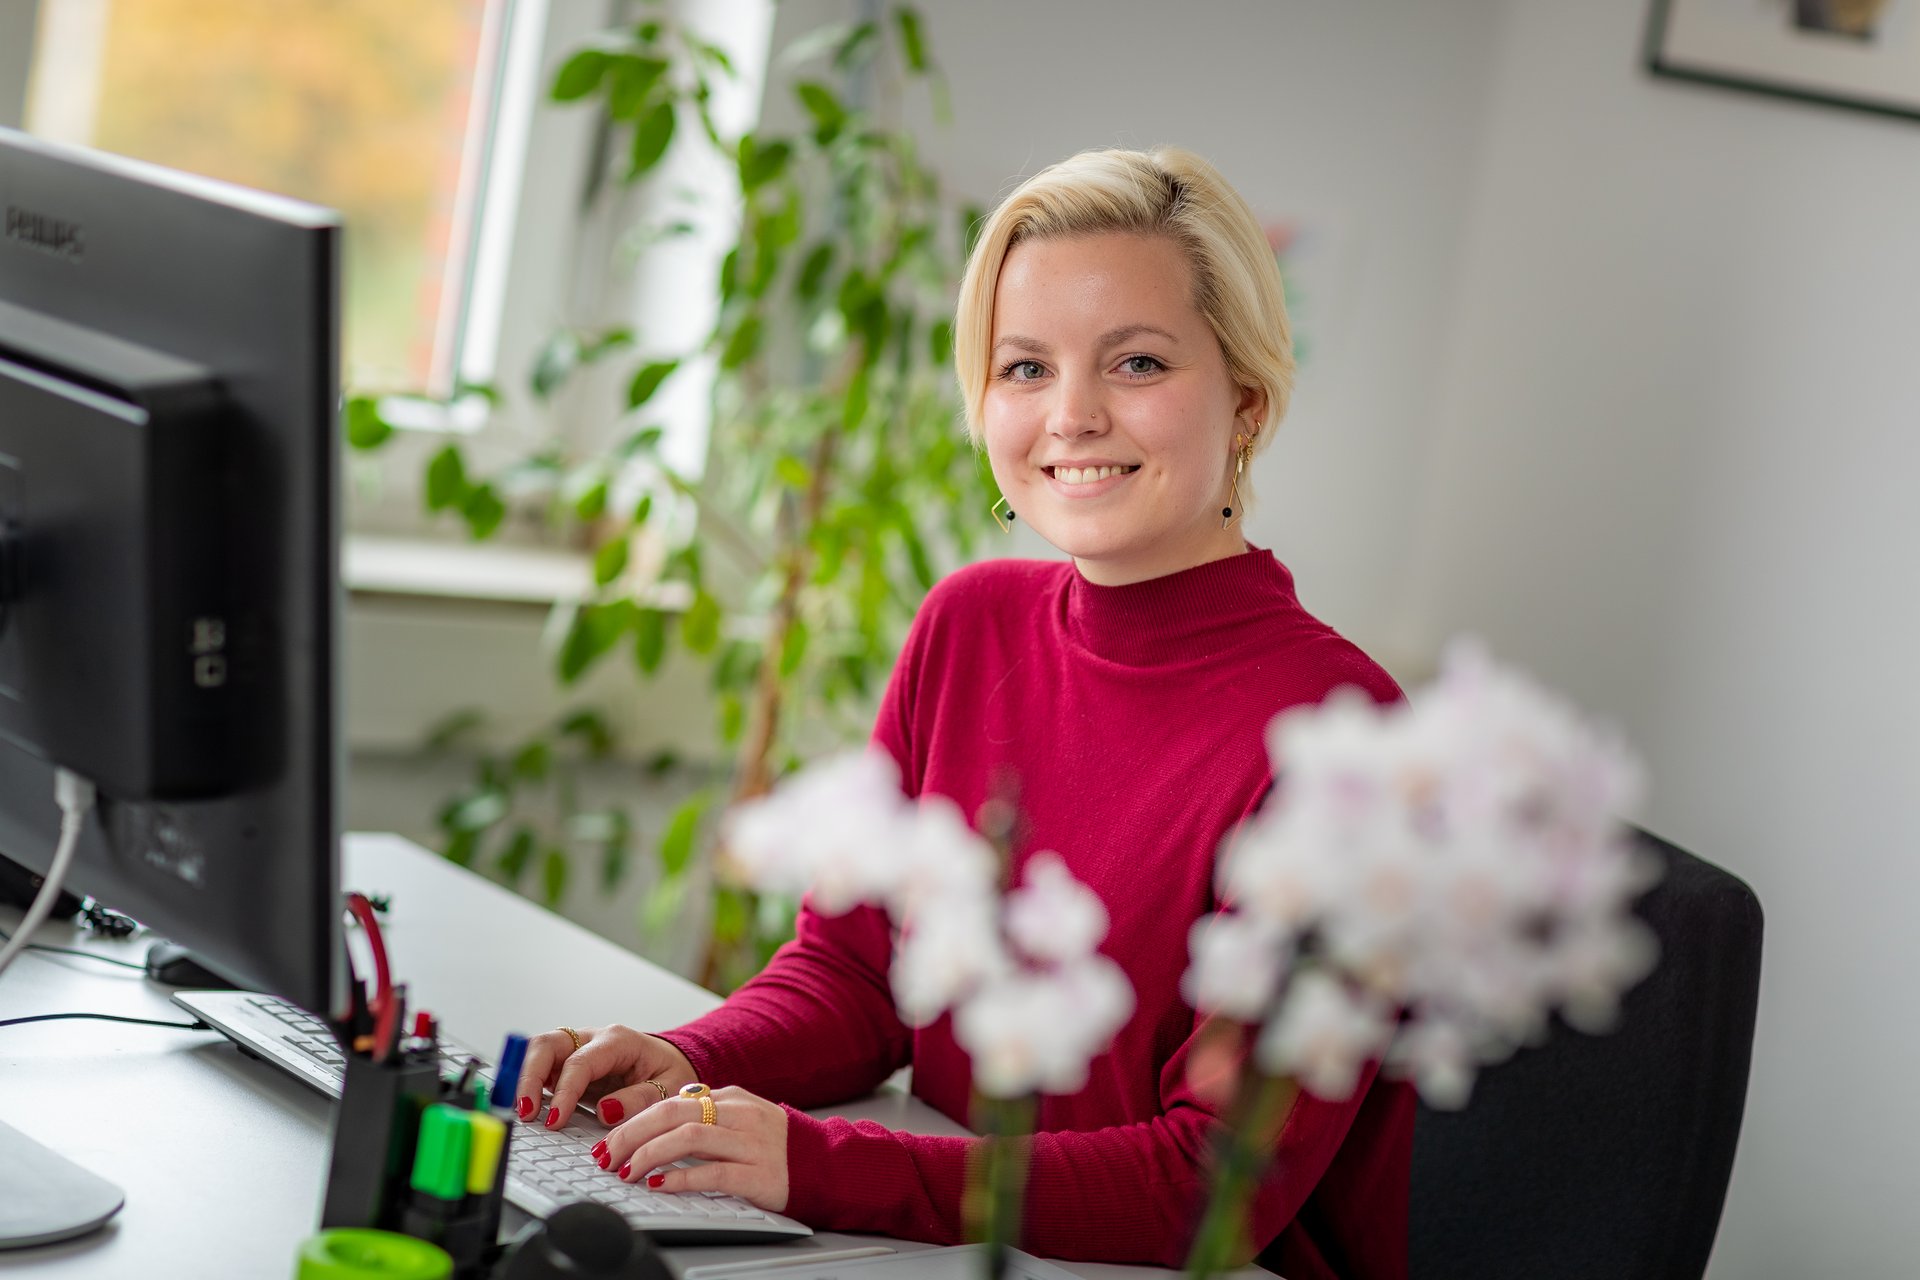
[1045,464,1140,486]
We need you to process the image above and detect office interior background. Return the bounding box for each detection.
[4,0,1914,1274]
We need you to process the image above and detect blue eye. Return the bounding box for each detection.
[999,359,1046,381]
[1120,355,1164,377]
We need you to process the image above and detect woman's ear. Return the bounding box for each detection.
[1236,385,1268,436]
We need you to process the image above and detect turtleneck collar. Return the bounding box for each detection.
[1061,545,1303,667]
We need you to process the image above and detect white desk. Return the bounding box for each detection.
[0,834,1217,1280]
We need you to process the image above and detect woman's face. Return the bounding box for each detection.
[982,231,1260,586]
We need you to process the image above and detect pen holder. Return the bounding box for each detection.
[322,1050,444,1233]
[398,1108,513,1280]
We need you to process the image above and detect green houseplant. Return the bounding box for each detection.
[349,5,993,991]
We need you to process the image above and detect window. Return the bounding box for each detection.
[25,0,498,395]
[12,0,773,550]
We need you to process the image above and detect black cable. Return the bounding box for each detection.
[0,1012,212,1030]
[0,925,148,970]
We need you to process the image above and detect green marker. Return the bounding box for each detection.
[409,1105,472,1204]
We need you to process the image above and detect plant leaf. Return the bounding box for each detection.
[540,847,569,907]
[552,49,611,101]
[423,708,486,752]
[681,590,722,654]
[778,618,810,677]
[425,445,468,512]
[626,359,679,409]
[690,38,735,75]
[511,739,551,782]
[641,872,686,939]
[558,599,638,683]
[720,313,763,370]
[774,456,811,490]
[573,478,610,523]
[927,317,954,365]
[633,607,668,674]
[797,243,834,301]
[737,136,792,192]
[607,55,670,119]
[834,21,879,70]
[496,827,536,885]
[795,81,845,145]
[618,426,666,459]
[447,789,509,833]
[894,7,929,72]
[629,100,677,177]
[444,829,479,868]
[531,329,581,400]
[658,792,712,876]
[842,364,870,430]
[558,709,616,756]
[462,483,506,539]
[719,692,745,743]
[593,536,630,586]
[345,396,392,450]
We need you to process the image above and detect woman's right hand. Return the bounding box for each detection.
[513,1024,699,1130]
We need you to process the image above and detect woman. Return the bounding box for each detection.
[514,147,1410,1278]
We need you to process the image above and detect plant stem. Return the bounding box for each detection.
[967,1094,1034,1280]
[1185,1070,1298,1279]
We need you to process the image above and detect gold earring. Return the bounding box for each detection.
[991,496,1015,532]
[1221,432,1254,529]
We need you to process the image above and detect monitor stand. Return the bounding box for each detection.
[0,1119,123,1248]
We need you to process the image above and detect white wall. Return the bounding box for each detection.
[1397,2,1920,1274]
[764,0,1511,673]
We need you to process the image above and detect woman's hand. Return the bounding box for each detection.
[513,1024,698,1129]
[597,1086,790,1212]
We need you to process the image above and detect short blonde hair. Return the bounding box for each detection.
[954,146,1294,456]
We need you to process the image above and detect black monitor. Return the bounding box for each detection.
[0,125,343,1017]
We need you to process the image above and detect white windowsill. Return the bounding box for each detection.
[344,533,593,606]
[343,533,699,613]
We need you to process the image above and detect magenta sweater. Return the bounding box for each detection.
[660,550,1412,1277]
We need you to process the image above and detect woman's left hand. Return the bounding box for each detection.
[599,1084,790,1212]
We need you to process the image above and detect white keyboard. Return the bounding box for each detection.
[172,989,812,1243]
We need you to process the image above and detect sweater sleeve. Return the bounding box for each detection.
[778,1027,1385,1269]
[652,591,934,1105]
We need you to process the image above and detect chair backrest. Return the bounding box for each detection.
[1408,829,1763,1280]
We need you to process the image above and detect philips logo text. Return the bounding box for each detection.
[3,206,85,262]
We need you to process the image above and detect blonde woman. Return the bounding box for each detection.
[516,147,1410,1278]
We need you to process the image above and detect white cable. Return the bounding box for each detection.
[0,768,98,982]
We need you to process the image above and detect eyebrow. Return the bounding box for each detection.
[992,323,1182,355]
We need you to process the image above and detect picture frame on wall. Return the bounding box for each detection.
[1645,0,1920,121]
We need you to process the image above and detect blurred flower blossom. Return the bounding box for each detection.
[1187,639,1658,1109]
[955,955,1134,1097]
[1004,852,1108,964]
[725,750,1135,1098]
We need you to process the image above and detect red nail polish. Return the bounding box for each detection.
[618,1161,631,1179]
[597,1151,611,1169]
[517,1097,533,1120]
[648,1174,665,1189]
[546,1107,560,1127]
[591,1140,607,1159]
[600,1098,624,1123]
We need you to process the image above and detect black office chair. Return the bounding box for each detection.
[1406,828,1763,1280]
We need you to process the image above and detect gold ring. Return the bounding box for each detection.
[680,1081,717,1125]
[559,1026,581,1053]
[644,1078,670,1103]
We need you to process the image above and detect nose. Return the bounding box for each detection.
[1046,371,1107,440]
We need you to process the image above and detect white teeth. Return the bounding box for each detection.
[1055,465,1131,486]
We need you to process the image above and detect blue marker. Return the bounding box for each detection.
[490,1032,529,1109]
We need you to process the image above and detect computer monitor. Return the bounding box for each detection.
[0,125,343,1018]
